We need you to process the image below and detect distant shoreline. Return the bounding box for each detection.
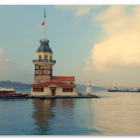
[0,80,107,91]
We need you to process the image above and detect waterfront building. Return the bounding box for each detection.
[31,10,77,97]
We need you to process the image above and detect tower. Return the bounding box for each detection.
[32,9,56,84]
[86,80,92,95]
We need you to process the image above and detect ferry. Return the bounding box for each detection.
[0,87,26,98]
[108,87,140,92]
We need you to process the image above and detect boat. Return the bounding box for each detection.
[0,87,26,98]
[108,87,140,92]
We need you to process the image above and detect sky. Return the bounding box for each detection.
[1,2,140,86]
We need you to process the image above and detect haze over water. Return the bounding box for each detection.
[0,90,140,135]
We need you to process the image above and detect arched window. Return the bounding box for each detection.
[50,56,52,60]
[45,55,48,60]
[39,55,42,60]
[39,55,42,62]
[71,82,73,84]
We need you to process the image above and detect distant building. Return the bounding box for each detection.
[30,10,77,97]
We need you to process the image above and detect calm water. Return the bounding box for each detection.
[0,89,140,135]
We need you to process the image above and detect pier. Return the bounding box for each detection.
[25,93,100,99]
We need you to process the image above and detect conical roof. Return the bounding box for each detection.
[37,41,52,53]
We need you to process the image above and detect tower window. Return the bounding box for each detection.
[71,82,73,84]
[45,55,48,60]
[39,55,42,60]
[50,56,52,60]
[39,55,42,62]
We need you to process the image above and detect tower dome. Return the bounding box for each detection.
[37,40,52,53]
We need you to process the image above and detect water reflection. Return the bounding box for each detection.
[31,99,53,134]
[92,92,140,135]
[53,99,75,108]
[31,99,76,135]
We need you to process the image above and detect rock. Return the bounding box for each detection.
[78,93,83,96]
[90,95,100,98]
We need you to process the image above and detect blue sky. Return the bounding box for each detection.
[1,4,140,87]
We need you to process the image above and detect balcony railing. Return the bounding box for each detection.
[32,59,56,63]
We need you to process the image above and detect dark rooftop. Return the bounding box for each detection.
[37,40,52,53]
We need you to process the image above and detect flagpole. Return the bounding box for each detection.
[44,8,46,40]
[44,17,45,38]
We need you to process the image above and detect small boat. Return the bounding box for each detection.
[0,87,26,98]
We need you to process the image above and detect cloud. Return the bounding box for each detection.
[6,59,10,61]
[84,57,91,65]
[55,5,102,16]
[83,66,91,74]
[0,48,33,83]
[24,37,31,45]
[84,5,140,72]
[0,48,17,72]
[34,25,43,30]
[0,48,4,56]
[12,25,20,30]
[83,57,92,73]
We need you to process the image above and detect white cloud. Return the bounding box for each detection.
[0,48,4,56]
[83,66,91,74]
[34,25,43,30]
[0,48,33,83]
[84,5,140,72]
[12,25,20,30]
[84,57,91,65]
[6,59,10,61]
[83,57,92,73]
[55,5,102,16]
[24,36,31,45]
[0,48,17,72]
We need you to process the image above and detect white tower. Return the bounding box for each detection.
[86,80,92,95]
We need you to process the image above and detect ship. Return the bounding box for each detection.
[0,87,26,98]
[108,87,140,92]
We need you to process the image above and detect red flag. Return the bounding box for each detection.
[42,21,44,26]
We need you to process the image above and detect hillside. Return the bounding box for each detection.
[0,80,31,89]
[0,80,107,91]
[76,83,107,92]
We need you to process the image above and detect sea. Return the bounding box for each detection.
[0,89,140,135]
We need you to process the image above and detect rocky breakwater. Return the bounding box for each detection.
[89,95,100,98]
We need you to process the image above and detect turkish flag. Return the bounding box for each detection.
[42,21,44,26]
